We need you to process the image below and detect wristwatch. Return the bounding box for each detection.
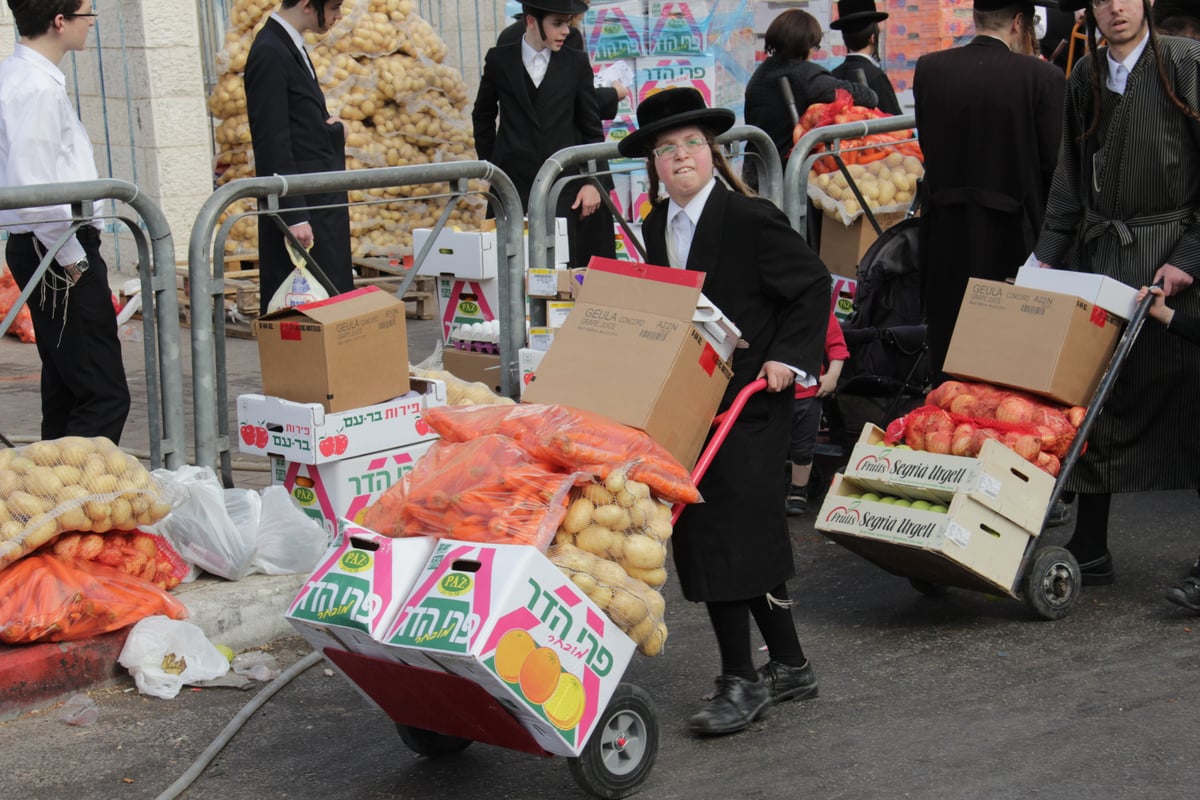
[64,257,89,284]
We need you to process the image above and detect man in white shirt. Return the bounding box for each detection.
[0,0,130,444]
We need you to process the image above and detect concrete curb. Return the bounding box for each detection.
[0,572,308,720]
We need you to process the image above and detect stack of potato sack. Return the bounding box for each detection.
[0,437,189,644]
[362,404,699,657]
[208,0,485,259]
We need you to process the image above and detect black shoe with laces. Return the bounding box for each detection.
[1074,551,1115,586]
[1166,577,1200,613]
[758,659,818,704]
[786,484,808,517]
[688,674,771,736]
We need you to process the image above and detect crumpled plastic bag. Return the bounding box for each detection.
[118,616,230,699]
[266,243,330,312]
[251,486,326,575]
[144,466,257,580]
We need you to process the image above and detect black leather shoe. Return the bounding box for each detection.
[759,659,818,704]
[1166,577,1200,613]
[1076,552,1115,586]
[688,674,771,736]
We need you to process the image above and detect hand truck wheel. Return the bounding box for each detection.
[395,723,473,757]
[567,683,659,799]
[1021,545,1080,620]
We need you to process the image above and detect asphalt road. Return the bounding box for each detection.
[2,489,1198,800]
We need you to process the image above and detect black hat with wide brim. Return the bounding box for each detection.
[1154,0,1200,21]
[975,0,1037,9]
[520,0,588,15]
[617,87,735,158]
[1056,0,1089,11]
[830,0,889,31]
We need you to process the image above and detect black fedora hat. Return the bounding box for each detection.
[521,0,588,15]
[1056,0,1088,10]
[830,0,888,31]
[617,87,735,158]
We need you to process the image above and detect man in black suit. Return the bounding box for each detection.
[473,0,615,267]
[913,0,1064,376]
[496,9,629,121]
[244,0,354,314]
[830,0,901,115]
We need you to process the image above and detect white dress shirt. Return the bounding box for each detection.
[663,176,814,386]
[1105,31,1148,95]
[271,12,317,80]
[0,44,101,265]
[521,36,550,87]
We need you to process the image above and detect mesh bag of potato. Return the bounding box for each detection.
[549,464,673,657]
[409,365,516,406]
[0,437,171,572]
[808,154,925,226]
[208,0,485,259]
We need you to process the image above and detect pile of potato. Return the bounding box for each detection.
[0,437,172,571]
[208,0,485,259]
[549,465,672,657]
[809,152,925,226]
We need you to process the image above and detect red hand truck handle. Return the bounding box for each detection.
[671,378,769,524]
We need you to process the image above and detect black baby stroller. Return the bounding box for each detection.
[811,198,930,503]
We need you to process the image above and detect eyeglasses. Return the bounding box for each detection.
[66,11,99,18]
[1089,0,1111,8]
[652,137,708,160]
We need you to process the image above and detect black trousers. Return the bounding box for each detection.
[5,227,130,444]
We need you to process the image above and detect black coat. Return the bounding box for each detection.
[472,42,614,265]
[743,55,878,188]
[831,54,902,115]
[496,23,621,120]
[244,17,354,313]
[643,181,829,602]
[913,36,1065,372]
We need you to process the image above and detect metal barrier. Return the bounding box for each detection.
[527,125,784,272]
[783,113,918,238]
[188,163,525,484]
[0,179,186,469]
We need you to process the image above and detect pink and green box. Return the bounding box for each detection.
[271,439,437,543]
[285,526,438,656]
[384,540,636,757]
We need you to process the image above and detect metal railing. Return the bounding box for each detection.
[187,162,524,484]
[526,125,784,271]
[784,114,919,238]
[0,179,186,469]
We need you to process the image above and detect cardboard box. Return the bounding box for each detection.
[843,424,1053,533]
[286,526,438,650]
[254,287,410,413]
[527,326,556,352]
[815,473,1035,595]
[831,275,857,323]
[443,348,503,394]
[584,0,648,60]
[415,221,570,280]
[819,211,907,279]
[383,540,637,757]
[236,377,446,464]
[546,300,575,328]
[436,276,502,342]
[944,279,1122,407]
[522,257,733,468]
[636,56,715,107]
[272,439,438,542]
[527,268,565,299]
[1014,265,1138,320]
[518,347,545,397]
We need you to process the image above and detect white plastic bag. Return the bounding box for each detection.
[118,616,230,699]
[145,466,257,580]
[251,486,328,575]
[267,263,329,312]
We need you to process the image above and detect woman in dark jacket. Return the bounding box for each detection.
[618,88,831,737]
[743,8,878,190]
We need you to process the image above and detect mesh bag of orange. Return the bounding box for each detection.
[0,554,187,644]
